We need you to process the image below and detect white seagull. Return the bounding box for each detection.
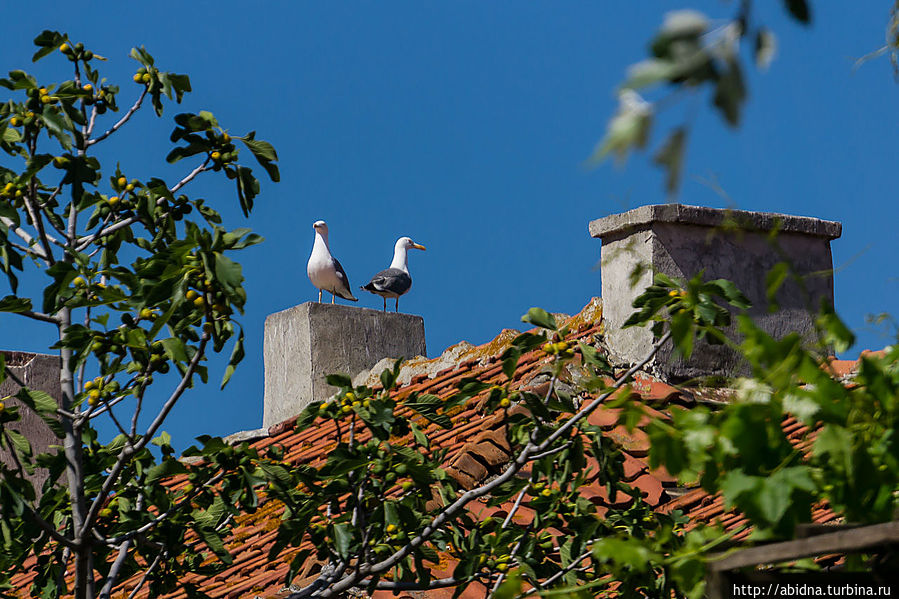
[362,236,426,312]
[306,220,358,304]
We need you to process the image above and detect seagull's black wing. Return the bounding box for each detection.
[362,268,412,296]
[331,257,358,301]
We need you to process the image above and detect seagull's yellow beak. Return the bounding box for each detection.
[411,243,427,251]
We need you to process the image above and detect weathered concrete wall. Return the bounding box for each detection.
[0,351,61,490]
[263,303,426,427]
[590,204,841,381]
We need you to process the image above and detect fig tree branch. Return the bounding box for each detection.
[22,182,57,264]
[74,161,208,251]
[0,216,50,260]
[126,548,165,599]
[86,87,147,147]
[99,495,144,598]
[103,470,225,547]
[18,309,62,325]
[6,239,46,260]
[78,335,208,540]
[289,331,673,599]
[169,159,210,194]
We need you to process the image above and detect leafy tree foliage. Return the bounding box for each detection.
[590,1,814,197]
[0,31,277,598]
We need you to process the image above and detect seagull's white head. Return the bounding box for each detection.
[396,236,426,252]
[313,220,329,235]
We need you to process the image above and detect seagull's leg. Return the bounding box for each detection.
[331,293,335,305]
[395,297,399,312]
[382,297,386,312]
[318,289,322,303]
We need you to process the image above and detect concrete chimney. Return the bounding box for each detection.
[589,204,842,380]
[0,351,61,489]
[262,303,426,427]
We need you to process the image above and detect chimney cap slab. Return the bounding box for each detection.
[589,204,842,241]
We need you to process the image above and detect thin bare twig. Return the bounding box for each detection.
[6,239,45,259]
[99,496,144,599]
[86,88,148,147]
[169,160,209,194]
[529,439,573,461]
[18,309,61,325]
[126,549,165,599]
[502,485,529,529]
[0,216,49,260]
[102,400,131,440]
[21,183,57,264]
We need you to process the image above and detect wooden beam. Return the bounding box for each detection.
[709,521,899,572]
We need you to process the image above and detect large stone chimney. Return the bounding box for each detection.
[262,303,426,427]
[589,204,842,380]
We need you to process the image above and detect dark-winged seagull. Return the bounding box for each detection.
[306,220,358,304]
[362,236,426,312]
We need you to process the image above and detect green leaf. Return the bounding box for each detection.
[592,537,659,572]
[380,366,397,390]
[622,59,676,90]
[765,262,789,312]
[2,127,21,144]
[221,327,245,389]
[14,388,63,438]
[410,422,430,449]
[325,374,352,388]
[16,387,56,417]
[0,296,33,313]
[41,110,74,149]
[501,346,520,380]
[755,28,777,71]
[240,136,280,183]
[521,307,557,331]
[333,523,352,559]
[150,431,172,448]
[783,0,811,24]
[756,471,796,525]
[670,310,694,358]
[32,31,66,62]
[258,462,292,486]
[5,429,32,458]
[713,59,747,127]
[653,127,687,196]
[161,337,189,363]
[213,252,244,292]
[145,458,188,483]
[405,394,452,428]
[193,524,232,565]
[493,571,522,599]
[813,425,853,476]
[234,165,260,217]
[710,279,749,309]
[720,470,760,509]
[590,90,652,165]
[816,303,855,354]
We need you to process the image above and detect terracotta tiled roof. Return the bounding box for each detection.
[7,298,849,598]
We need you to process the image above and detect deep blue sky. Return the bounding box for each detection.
[2,2,897,450]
